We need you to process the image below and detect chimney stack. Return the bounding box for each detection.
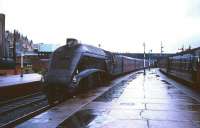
[0,14,5,59]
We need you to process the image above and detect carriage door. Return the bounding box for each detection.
[105,54,114,74]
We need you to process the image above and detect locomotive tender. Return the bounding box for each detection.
[159,47,200,88]
[44,38,147,104]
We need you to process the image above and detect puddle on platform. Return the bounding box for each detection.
[166,85,175,89]
[58,109,101,128]
[161,80,171,85]
[94,82,127,102]
[149,72,156,75]
[136,72,143,75]
[155,75,160,77]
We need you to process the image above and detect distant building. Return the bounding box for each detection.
[0,14,5,59]
[5,30,35,57]
[1,29,38,75]
[0,14,53,75]
[5,31,14,57]
[37,43,60,52]
[35,43,60,60]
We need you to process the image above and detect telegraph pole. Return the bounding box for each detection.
[0,14,5,59]
[20,52,24,77]
[160,41,164,56]
[143,42,146,75]
[148,49,152,70]
[13,30,17,63]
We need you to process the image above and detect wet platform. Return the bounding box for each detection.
[16,72,134,128]
[0,73,41,87]
[17,69,200,128]
[0,74,42,100]
[60,69,200,128]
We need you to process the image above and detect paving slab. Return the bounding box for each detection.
[149,120,200,128]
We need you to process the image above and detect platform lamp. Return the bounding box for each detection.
[149,49,152,70]
[20,52,24,77]
[143,42,146,75]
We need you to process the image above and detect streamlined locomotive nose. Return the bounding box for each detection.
[44,42,82,102]
[44,70,77,100]
[45,72,71,86]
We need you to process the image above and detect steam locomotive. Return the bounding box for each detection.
[44,38,148,105]
[158,47,200,88]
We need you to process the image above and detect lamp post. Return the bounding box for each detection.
[20,52,24,77]
[143,42,146,75]
[160,41,164,56]
[148,49,152,70]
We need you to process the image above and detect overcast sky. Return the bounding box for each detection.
[1,0,200,53]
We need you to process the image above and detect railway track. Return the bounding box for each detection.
[1,72,136,128]
[0,92,50,128]
[15,72,136,128]
[0,92,44,106]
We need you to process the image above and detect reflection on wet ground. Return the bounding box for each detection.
[94,82,127,102]
[59,69,200,128]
